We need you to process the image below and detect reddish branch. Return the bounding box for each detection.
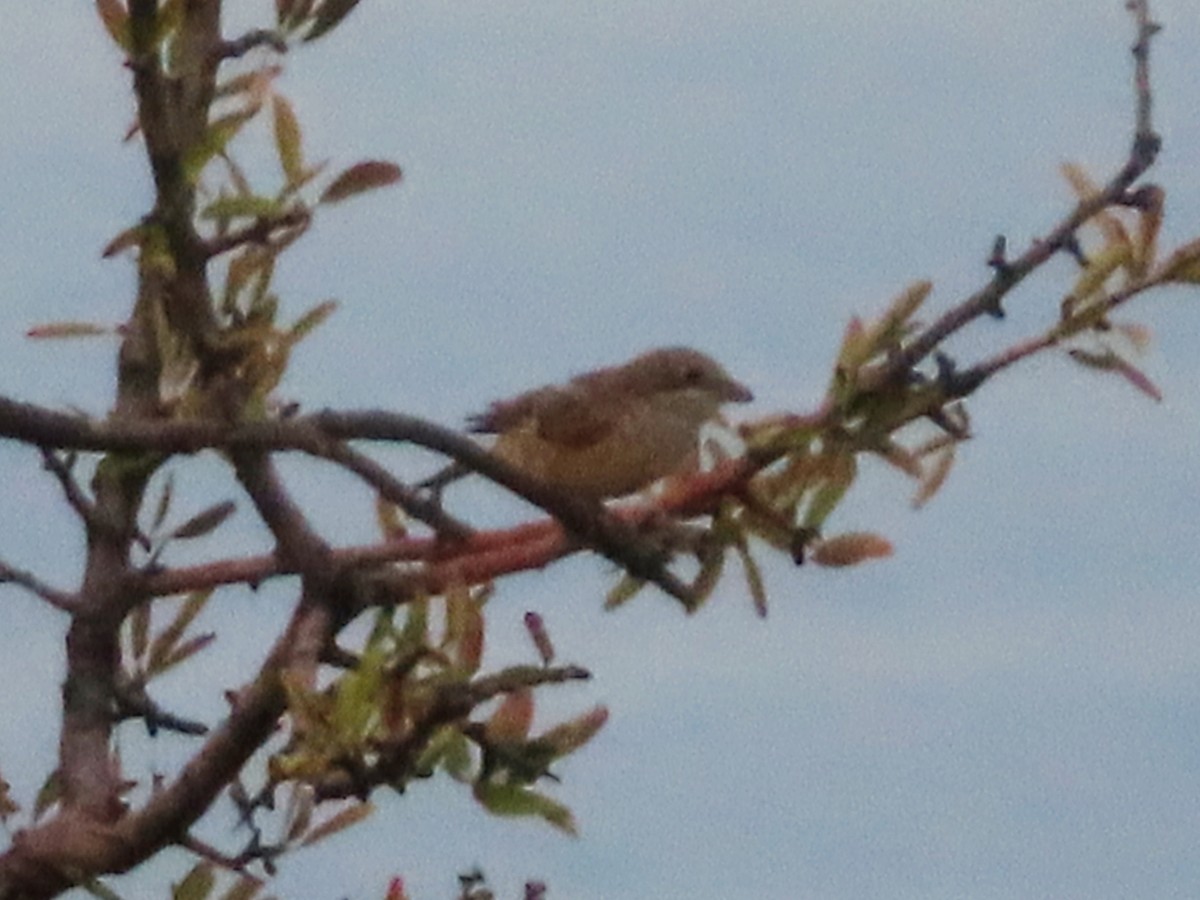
[0,3,1168,899]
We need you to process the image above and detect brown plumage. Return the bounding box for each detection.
[465,347,752,499]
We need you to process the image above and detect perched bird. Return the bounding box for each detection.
[428,346,753,500]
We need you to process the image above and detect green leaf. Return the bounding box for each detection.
[150,471,176,534]
[201,194,282,222]
[801,455,856,531]
[603,574,645,611]
[732,535,768,618]
[156,631,217,674]
[129,601,152,664]
[173,862,216,900]
[287,299,338,343]
[170,501,237,540]
[320,161,402,204]
[473,783,577,836]
[147,589,214,674]
[273,95,305,187]
[184,111,255,183]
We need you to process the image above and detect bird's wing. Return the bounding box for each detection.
[469,382,616,448]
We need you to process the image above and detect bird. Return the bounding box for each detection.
[425,346,753,500]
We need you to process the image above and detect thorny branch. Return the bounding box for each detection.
[0,4,1185,899]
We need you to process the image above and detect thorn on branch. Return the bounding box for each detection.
[1062,233,1089,268]
[934,351,988,399]
[114,677,210,736]
[985,236,1013,317]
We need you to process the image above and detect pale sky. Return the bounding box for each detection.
[2,3,1199,899]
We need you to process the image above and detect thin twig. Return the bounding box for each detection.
[38,448,97,526]
[859,0,1161,394]
[0,558,76,612]
[316,440,473,540]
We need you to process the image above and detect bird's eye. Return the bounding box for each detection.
[683,366,704,384]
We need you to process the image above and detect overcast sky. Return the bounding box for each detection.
[2,3,1200,899]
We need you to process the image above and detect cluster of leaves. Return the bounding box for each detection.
[269,587,605,837]
[1056,163,1200,398]
[38,1,400,424]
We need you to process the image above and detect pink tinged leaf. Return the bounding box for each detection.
[912,445,955,509]
[27,322,115,339]
[486,689,535,744]
[320,160,403,204]
[537,705,608,757]
[523,611,555,665]
[96,0,131,50]
[1111,357,1163,402]
[811,532,894,568]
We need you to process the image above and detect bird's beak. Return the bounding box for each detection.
[723,379,754,403]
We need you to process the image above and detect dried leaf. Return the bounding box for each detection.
[912,445,955,509]
[96,0,131,50]
[156,632,217,674]
[320,160,402,204]
[147,589,214,674]
[288,299,338,343]
[374,495,407,540]
[300,801,374,846]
